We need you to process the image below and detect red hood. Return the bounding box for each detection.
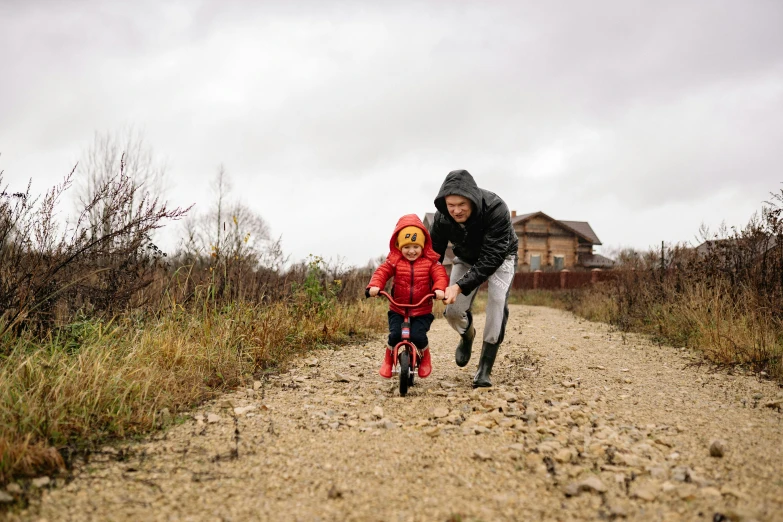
[386,214,441,264]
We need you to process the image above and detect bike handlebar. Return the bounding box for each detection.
[376,290,438,308]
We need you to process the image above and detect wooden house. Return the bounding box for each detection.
[511,211,613,271]
[423,210,613,272]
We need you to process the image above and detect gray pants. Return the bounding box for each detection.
[444,256,516,344]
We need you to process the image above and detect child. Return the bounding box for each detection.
[367,214,449,379]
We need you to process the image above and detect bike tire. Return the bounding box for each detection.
[408,367,415,387]
[399,351,410,397]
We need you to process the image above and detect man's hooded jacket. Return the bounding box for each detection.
[431,170,518,295]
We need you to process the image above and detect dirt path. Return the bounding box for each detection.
[9,305,783,521]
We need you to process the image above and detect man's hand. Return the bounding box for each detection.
[444,284,462,304]
[368,286,380,297]
[434,289,445,301]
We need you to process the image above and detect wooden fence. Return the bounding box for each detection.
[511,269,618,290]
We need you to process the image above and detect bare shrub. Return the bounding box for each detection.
[0,160,189,339]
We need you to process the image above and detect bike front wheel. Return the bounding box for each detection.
[398,351,410,397]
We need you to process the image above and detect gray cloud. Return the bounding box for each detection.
[1,0,781,265]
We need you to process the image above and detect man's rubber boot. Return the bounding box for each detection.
[379,347,393,378]
[455,312,475,368]
[472,342,500,388]
[418,347,432,378]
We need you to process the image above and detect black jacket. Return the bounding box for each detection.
[430,170,518,295]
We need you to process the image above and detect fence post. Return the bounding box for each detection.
[591,268,601,284]
[533,270,542,289]
[560,269,569,289]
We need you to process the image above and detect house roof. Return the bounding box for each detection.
[427,211,602,245]
[513,211,602,245]
[559,220,602,245]
[578,253,616,268]
[695,236,779,257]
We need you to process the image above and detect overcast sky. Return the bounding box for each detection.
[2,0,782,266]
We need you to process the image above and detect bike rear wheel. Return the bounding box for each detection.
[399,351,410,397]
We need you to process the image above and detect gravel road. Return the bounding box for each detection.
[8,305,783,521]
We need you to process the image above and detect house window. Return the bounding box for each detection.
[530,254,541,270]
[554,255,565,270]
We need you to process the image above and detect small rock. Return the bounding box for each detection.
[661,481,678,493]
[701,486,722,498]
[578,476,607,493]
[473,450,492,461]
[671,467,691,482]
[334,373,358,383]
[648,466,668,480]
[6,484,21,494]
[379,419,397,430]
[424,426,441,437]
[253,380,263,390]
[0,491,13,503]
[207,413,221,424]
[372,406,384,419]
[306,357,319,366]
[723,507,759,521]
[563,483,580,497]
[709,439,727,458]
[609,504,628,518]
[233,405,257,415]
[432,407,450,419]
[677,484,698,501]
[31,477,50,488]
[554,448,572,463]
[720,486,745,499]
[327,485,343,499]
[631,485,657,501]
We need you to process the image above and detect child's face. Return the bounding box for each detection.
[401,244,423,261]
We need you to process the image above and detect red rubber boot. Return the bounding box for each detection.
[418,347,432,378]
[379,347,393,378]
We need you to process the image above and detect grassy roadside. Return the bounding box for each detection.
[0,298,387,486]
[509,284,782,381]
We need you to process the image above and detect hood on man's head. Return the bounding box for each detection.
[434,169,482,219]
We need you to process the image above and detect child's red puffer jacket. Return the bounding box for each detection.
[367,214,449,317]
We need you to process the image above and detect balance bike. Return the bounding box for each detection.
[377,291,435,397]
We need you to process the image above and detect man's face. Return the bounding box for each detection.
[401,244,422,261]
[445,195,472,223]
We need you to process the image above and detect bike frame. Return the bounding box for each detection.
[378,291,435,373]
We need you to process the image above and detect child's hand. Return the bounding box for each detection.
[434,289,445,301]
[368,287,380,297]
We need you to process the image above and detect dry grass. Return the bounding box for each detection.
[0,298,386,485]
[510,189,783,380]
[514,280,782,381]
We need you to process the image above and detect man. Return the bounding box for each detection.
[430,169,518,388]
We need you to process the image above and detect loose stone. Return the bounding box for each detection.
[709,439,727,458]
